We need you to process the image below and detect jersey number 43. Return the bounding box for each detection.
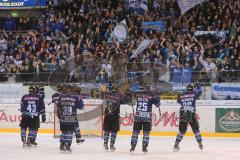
[27,103,37,113]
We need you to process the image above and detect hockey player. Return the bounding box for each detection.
[52,84,64,104]
[19,85,46,147]
[130,83,160,153]
[29,84,46,146]
[57,86,84,153]
[173,83,203,152]
[103,85,131,151]
[73,87,85,144]
[52,83,64,119]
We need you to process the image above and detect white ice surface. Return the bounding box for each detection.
[0,133,240,160]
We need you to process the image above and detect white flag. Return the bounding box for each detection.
[129,39,153,60]
[112,19,128,42]
[177,0,205,15]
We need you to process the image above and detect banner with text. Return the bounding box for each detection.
[0,84,24,103]
[194,30,229,38]
[142,21,166,32]
[215,108,240,133]
[212,83,240,100]
[0,0,46,9]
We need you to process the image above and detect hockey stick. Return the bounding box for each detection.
[0,106,9,112]
[158,105,161,121]
[154,83,162,121]
[130,92,135,116]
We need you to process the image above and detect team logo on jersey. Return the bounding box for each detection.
[219,110,240,132]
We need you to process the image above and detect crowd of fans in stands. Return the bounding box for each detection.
[0,0,239,84]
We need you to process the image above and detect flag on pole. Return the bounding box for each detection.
[112,19,128,42]
[129,39,153,60]
[177,0,205,15]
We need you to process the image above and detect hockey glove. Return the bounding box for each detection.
[42,114,46,123]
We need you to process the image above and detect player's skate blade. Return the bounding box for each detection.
[104,143,108,151]
[22,142,27,148]
[130,145,135,153]
[31,141,38,147]
[173,144,180,152]
[65,145,72,154]
[59,143,66,153]
[199,144,203,151]
[26,142,32,148]
[110,144,116,152]
[76,138,85,144]
[142,146,148,153]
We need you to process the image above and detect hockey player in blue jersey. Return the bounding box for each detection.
[52,84,63,104]
[29,84,46,146]
[130,83,160,153]
[103,85,132,151]
[19,85,46,147]
[173,83,203,152]
[52,83,64,119]
[73,87,85,144]
[57,86,84,153]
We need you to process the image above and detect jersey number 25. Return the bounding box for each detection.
[137,102,148,112]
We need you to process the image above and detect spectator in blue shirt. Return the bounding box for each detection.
[183,61,193,83]
[3,15,16,31]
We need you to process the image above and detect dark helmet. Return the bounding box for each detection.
[186,84,194,92]
[57,83,63,92]
[29,85,36,93]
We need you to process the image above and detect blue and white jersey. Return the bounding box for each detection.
[177,86,202,113]
[57,94,84,124]
[21,93,45,117]
[134,91,160,122]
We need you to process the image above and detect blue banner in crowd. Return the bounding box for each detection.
[142,21,166,32]
[0,0,46,9]
[212,83,240,100]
